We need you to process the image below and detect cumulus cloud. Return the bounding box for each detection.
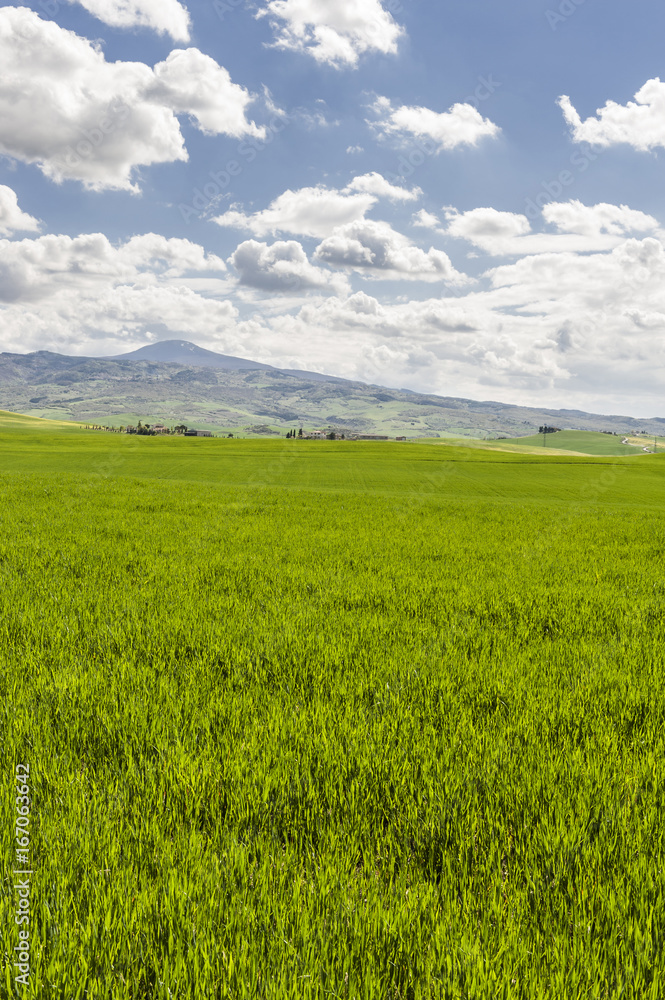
[67,0,191,42]
[0,230,235,355]
[314,219,469,282]
[150,49,266,138]
[4,223,665,414]
[256,0,404,68]
[0,7,264,191]
[543,201,658,237]
[411,209,443,231]
[229,239,345,292]
[254,289,567,396]
[369,95,500,150]
[0,186,40,237]
[346,171,420,201]
[215,187,375,239]
[0,232,225,304]
[248,230,665,413]
[119,234,227,275]
[559,80,665,151]
[213,173,419,238]
[445,202,658,256]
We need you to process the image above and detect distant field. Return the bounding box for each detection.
[0,409,83,431]
[1,415,664,998]
[480,429,660,457]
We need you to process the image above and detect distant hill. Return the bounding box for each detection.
[109,340,273,371]
[108,340,348,384]
[1,341,664,438]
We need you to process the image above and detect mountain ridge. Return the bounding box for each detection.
[1,341,663,437]
[107,340,351,385]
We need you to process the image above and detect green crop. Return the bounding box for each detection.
[1,421,664,998]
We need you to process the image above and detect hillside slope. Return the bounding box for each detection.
[1,343,664,438]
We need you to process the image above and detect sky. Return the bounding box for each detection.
[1,1,665,416]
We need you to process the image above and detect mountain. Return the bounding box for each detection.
[110,340,272,372]
[1,342,664,438]
[108,340,348,384]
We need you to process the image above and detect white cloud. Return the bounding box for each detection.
[0,230,235,356]
[67,0,191,42]
[229,239,345,292]
[256,0,404,68]
[213,173,419,238]
[119,234,227,275]
[0,7,264,192]
[293,103,340,130]
[246,232,665,414]
[150,49,265,138]
[445,202,658,256]
[543,201,658,237]
[346,171,420,201]
[411,209,443,231]
[445,207,533,255]
[314,219,469,283]
[248,290,567,398]
[559,80,665,151]
[5,223,665,414]
[215,187,375,239]
[0,232,225,304]
[370,96,500,151]
[0,186,40,237]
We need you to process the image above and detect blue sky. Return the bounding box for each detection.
[1,0,665,416]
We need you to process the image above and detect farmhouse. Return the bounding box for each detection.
[185,429,213,437]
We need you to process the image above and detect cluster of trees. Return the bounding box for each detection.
[285,429,346,440]
[126,423,188,436]
[538,425,561,435]
[92,422,234,437]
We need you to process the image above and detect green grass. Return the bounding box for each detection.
[485,430,651,457]
[0,409,85,432]
[1,419,665,998]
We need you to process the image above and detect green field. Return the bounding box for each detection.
[481,430,663,457]
[1,413,665,998]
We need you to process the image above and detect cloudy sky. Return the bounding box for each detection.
[1,0,665,416]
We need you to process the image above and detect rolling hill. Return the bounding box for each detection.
[1,341,664,440]
[108,340,349,383]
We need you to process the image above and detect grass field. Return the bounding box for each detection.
[479,430,663,457]
[1,413,664,998]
